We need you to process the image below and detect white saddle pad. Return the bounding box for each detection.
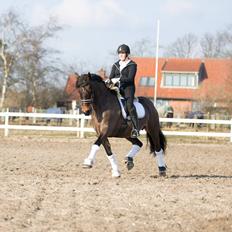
[118,97,145,119]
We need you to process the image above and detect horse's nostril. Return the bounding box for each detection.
[84,110,91,116]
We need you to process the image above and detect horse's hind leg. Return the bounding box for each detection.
[102,138,120,178]
[147,126,167,176]
[125,138,143,170]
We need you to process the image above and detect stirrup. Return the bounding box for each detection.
[131,129,140,138]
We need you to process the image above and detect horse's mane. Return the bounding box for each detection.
[77,73,117,96]
[77,73,105,88]
[89,73,104,83]
[89,73,118,96]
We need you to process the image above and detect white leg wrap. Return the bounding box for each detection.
[126,144,141,158]
[107,154,119,171]
[107,154,120,177]
[86,144,100,162]
[155,149,166,167]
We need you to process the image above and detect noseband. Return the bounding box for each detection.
[80,98,93,104]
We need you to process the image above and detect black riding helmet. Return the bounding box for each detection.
[117,44,130,54]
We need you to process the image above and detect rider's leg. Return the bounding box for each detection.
[124,86,140,137]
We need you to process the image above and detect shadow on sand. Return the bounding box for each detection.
[168,174,232,179]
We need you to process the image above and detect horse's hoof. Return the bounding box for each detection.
[159,166,167,177]
[112,170,121,178]
[82,164,92,169]
[82,159,93,169]
[125,157,134,171]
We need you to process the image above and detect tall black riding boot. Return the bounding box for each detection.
[129,108,140,138]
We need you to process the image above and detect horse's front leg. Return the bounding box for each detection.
[82,134,120,177]
[82,134,103,168]
[102,138,120,178]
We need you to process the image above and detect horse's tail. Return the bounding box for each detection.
[146,129,167,154]
[146,132,155,154]
[159,129,167,154]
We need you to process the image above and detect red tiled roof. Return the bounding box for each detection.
[162,58,202,72]
[203,58,232,85]
[132,57,232,100]
[195,58,232,100]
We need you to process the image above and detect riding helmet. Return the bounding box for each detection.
[117,44,130,54]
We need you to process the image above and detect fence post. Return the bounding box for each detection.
[80,114,85,138]
[19,109,22,125]
[69,110,73,126]
[1,108,4,122]
[4,108,9,137]
[230,119,232,143]
[76,109,80,138]
[32,107,36,124]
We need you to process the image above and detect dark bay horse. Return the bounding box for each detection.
[76,73,167,178]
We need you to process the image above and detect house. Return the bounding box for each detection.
[133,57,232,116]
[64,57,232,116]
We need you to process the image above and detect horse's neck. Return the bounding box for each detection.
[92,83,118,111]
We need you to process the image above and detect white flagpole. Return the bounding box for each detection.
[154,19,160,107]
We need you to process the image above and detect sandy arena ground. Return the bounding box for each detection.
[0,136,232,232]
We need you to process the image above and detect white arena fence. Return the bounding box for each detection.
[0,111,232,142]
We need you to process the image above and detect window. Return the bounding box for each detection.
[173,74,180,86]
[139,77,148,86]
[187,74,196,87]
[164,75,172,86]
[139,76,155,86]
[180,75,187,86]
[163,72,198,88]
[148,77,155,86]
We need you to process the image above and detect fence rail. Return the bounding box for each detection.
[0,112,231,142]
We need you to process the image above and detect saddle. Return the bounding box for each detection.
[119,97,145,120]
[109,86,145,120]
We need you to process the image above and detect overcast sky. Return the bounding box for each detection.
[0,0,231,71]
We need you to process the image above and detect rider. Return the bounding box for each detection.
[109,44,139,138]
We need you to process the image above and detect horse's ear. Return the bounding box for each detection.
[76,78,80,88]
[87,72,91,79]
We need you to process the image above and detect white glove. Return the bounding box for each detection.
[111,78,120,84]
[105,79,111,84]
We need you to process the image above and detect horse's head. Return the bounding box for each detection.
[76,72,93,115]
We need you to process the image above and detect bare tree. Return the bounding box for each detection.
[131,38,155,57]
[64,60,91,75]
[222,24,232,57]
[0,11,26,109]
[200,32,227,58]
[200,26,232,58]
[17,17,63,108]
[163,33,198,58]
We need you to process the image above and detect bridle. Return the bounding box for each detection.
[80,86,93,105]
[80,98,93,104]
